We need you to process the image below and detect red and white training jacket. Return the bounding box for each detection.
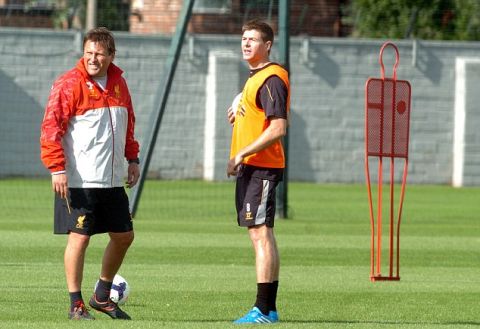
[40,58,140,188]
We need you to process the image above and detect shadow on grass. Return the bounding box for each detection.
[172,319,480,326]
[282,319,480,326]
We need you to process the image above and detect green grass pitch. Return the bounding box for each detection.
[0,179,479,328]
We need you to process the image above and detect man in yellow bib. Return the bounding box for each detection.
[227,19,290,325]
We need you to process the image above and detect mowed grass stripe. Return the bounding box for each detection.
[4,229,479,251]
[2,230,478,268]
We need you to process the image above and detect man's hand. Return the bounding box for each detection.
[227,105,245,126]
[52,173,68,199]
[227,154,244,177]
[227,106,236,125]
[126,163,140,188]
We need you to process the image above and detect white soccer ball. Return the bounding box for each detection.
[94,274,130,305]
[231,92,242,116]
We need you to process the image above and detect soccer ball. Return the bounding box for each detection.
[94,274,130,305]
[110,274,130,305]
[231,92,242,116]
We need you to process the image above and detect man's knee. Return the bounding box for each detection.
[68,232,90,250]
[110,231,134,248]
[248,225,272,242]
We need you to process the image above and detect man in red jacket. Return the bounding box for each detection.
[40,27,139,320]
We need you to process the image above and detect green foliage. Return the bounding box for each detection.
[35,0,85,29]
[97,0,130,32]
[34,0,130,31]
[350,0,480,40]
[452,0,480,40]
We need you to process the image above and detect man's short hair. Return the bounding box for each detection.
[242,19,274,45]
[83,27,116,55]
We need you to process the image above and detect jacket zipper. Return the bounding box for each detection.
[105,92,115,187]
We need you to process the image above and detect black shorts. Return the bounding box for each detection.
[54,187,133,236]
[235,164,283,228]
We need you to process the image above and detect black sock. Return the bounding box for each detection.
[69,291,83,311]
[269,281,279,312]
[95,279,112,303]
[254,283,271,315]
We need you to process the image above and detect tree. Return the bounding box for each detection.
[349,0,480,41]
[42,0,130,31]
[452,0,480,40]
[97,0,130,31]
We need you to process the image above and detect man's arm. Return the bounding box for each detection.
[124,84,140,161]
[40,78,72,198]
[123,82,140,188]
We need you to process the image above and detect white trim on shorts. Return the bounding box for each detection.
[255,179,270,225]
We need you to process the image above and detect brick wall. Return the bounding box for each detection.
[130,0,182,34]
[0,0,347,36]
[130,0,347,36]
[0,2,54,28]
[0,14,53,28]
